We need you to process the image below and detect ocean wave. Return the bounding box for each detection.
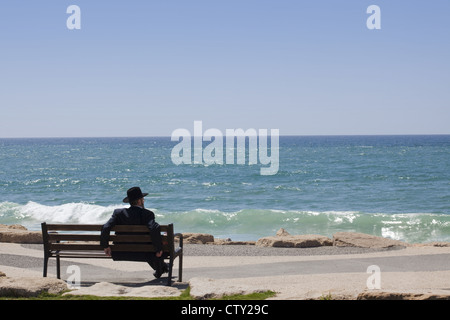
[157,208,450,243]
[1,201,449,243]
[0,201,121,228]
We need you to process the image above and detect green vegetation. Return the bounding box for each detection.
[318,292,334,300]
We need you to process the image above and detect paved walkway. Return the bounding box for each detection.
[1,243,449,299]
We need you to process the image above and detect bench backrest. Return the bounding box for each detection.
[41,222,176,255]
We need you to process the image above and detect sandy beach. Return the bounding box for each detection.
[1,241,450,299]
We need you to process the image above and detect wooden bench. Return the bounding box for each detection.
[41,222,183,286]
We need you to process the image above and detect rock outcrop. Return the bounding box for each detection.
[189,277,268,300]
[0,274,67,297]
[0,224,42,244]
[213,238,256,245]
[413,242,450,247]
[64,281,181,298]
[357,290,450,300]
[256,228,333,248]
[332,232,409,248]
[182,233,215,244]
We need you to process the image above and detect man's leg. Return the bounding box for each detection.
[148,253,169,278]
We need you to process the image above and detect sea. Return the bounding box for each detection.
[0,135,449,243]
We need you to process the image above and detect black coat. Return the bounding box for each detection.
[100,206,163,261]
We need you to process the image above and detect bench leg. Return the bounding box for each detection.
[178,254,183,282]
[56,255,61,279]
[43,254,49,277]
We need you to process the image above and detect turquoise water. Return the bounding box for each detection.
[0,135,449,243]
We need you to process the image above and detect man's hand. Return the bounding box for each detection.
[156,250,163,258]
[104,247,112,256]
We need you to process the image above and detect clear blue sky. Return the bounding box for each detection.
[0,0,449,137]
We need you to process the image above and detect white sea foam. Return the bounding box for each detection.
[14,201,122,226]
[0,201,449,243]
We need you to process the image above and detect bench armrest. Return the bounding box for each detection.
[174,233,183,248]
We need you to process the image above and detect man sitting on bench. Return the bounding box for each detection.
[100,187,169,278]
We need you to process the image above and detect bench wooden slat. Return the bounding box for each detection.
[45,224,102,231]
[48,234,160,242]
[49,243,104,251]
[56,251,109,258]
[49,243,171,252]
[48,234,101,242]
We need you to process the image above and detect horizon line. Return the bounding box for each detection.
[1,133,450,139]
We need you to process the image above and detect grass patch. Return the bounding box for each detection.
[318,292,334,300]
[212,291,276,300]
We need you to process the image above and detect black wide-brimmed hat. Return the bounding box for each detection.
[123,186,149,203]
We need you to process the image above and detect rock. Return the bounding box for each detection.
[0,224,27,230]
[64,282,182,298]
[276,228,290,237]
[332,232,408,248]
[431,242,450,247]
[0,224,42,244]
[256,234,333,248]
[413,242,450,247]
[0,277,67,297]
[213,238,231,245]
[189,277,268,300]
[216,240,256,245]
[256,228,332,248]
[213,238,256,245]
[357,290,450,300]
[182,233,215,244]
